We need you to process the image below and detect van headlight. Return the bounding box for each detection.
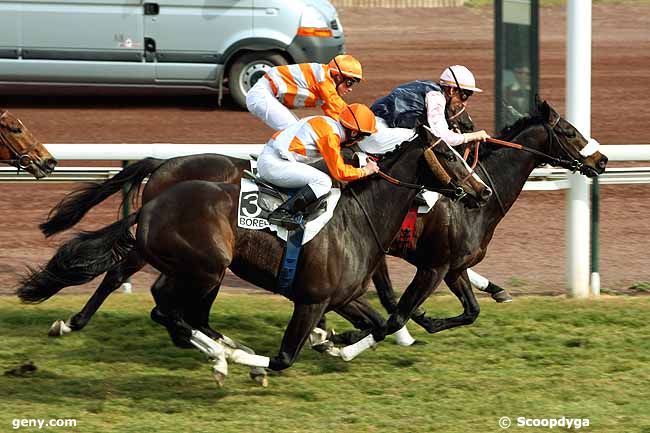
[297,6,333,38]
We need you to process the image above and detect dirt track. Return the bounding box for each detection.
[1,4,649,297]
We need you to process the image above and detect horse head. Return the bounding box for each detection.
[535,97,608,177]
[374,124,491,208]
[0,110,57,179]
[417,124,491,208]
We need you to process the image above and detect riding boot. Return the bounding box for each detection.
[267,185,319,230]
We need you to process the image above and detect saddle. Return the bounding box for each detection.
[242,170,329,224]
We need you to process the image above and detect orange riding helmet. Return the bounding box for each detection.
[339,103,377,135]
[328,54,363,81]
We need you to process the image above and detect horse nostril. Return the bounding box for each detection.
[480,187,492,200]
[598,157,608,169]
[46,159,58,170]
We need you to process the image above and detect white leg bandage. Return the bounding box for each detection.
[467,268,490,290]
[340,334,377,361]
[190,330,227,359]
[392,325,416,346]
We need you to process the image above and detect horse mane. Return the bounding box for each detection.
[474,100,547,160]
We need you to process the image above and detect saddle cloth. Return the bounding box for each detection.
[416,190,440,214]
[237,177,341,245]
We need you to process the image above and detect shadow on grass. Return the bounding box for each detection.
[0,307,286,370]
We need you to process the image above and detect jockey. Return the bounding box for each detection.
[362,65,490,154]
[257,103,380,228]
[246,54,363,131]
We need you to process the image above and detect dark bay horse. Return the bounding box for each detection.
[18,132,488,383]
[0,110,57,178]
[37,123,489,339]
[340,98,608,360]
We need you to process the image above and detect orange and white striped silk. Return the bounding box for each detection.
[263,63,348,120]
[268,116,365,182]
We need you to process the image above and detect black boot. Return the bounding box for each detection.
[267,185,318,230]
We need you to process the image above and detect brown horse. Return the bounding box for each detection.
[18,129,489,384]
[0,110,57,178]
[339,98,608,360]
[37,119,488,339]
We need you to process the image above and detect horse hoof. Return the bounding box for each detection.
[250,372,268,388]
[492,290,513,303]
[48,320,72,337]
[213,371,227,388]
[312,340,340,358]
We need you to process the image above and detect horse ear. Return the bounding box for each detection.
[417,123,435,145]
[542,100,561,125]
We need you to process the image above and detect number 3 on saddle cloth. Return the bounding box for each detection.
[392,190,440,256]
[237,174,342,296]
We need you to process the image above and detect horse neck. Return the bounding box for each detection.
[339,144,423,253]
[475,125,548,226]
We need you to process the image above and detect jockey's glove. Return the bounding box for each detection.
[463,130,491,143]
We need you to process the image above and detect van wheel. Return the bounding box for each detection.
[228,51,288,109]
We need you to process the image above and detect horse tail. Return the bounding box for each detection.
[39,157,165,237]
[17,212,139,303]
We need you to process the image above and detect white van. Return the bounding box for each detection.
[0,0,345,107]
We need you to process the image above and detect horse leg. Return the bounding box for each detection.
[371,258,420,345]
[329,297,386,346]
[467,268,513,303]
[340,265,447,361]
[179,276,268,387]
[150,275,268,387]
[48,251,146,337]
[418,270,481,334]
[268,301,329,371]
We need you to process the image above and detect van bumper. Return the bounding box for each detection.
[286,35,345,64]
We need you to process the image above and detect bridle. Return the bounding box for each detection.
[0,110,40,171]
[473,114,590,216]
[465,114,589,173]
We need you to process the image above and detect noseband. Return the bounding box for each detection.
[0,111,41,171]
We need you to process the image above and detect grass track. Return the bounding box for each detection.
[1,293,649,433]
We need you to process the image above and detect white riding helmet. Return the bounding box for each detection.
[439,65,483,93]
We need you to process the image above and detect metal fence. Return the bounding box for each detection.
[3,144,648,188]
[330,0,463,7]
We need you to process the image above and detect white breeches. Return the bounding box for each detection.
[246,79,299,131]
[357,117,416,154]
[256,146,332,198]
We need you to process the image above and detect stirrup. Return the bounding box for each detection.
[267,209,304,230]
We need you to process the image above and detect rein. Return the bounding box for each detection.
[350,188,389,254]
[376,170,424,190]
[472,115,585,217]
[476,161,507,216]
[464,117,585,173]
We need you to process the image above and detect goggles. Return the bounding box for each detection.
[343,77,361,87]
[448,67,473,102]
[459,88,473,102]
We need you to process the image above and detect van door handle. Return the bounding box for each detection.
[144,3,159,15]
